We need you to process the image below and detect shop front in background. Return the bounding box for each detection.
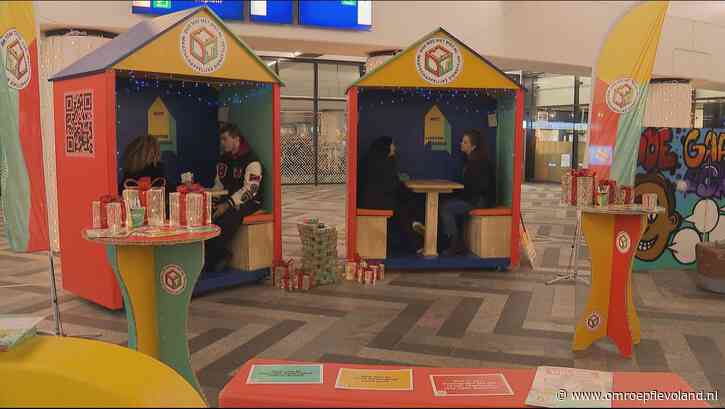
[265,57,364,185]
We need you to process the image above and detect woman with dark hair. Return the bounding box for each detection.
[438,129,496,255]
[359,136,424,253]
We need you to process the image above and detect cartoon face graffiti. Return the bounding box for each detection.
[634,172,681,261]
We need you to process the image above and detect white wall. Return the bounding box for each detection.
[35,1,725,89]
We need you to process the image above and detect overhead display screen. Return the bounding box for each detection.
[250,0,293,24]
[298,0,372,30]
[131,1,245,21]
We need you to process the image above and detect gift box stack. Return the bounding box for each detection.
[297,219,339,286]
[270,259,314,291]
[344,255,385,286]
[560,168,596,206]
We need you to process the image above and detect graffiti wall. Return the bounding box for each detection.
[634,127,725,270]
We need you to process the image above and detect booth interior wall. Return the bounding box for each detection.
[356,88,497,184]
[115,77,220,189]
[496,94,515,207]
[224,85,275,213]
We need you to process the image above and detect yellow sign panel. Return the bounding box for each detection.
[148,97,170,141]
[424,105,445,145]
[114,8,279,83]
[353,28,519,90]
[335,368,413,391]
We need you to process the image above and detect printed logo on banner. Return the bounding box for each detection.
[616,231,631,254]
[588,145,613,166]
[606,78,639,114]
[586,312,601,331]
[160,264,187,295]
[63,90,95,157]
[179,16,227,74]
[1,29,31,90]
[415,37,463,85]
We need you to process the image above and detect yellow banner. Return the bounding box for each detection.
[0,1,36,42]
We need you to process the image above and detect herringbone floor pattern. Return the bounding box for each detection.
[1,184,723,407]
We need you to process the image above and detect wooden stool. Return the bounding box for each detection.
[464,208,512,258]
[356,209,394,259]
[228,211,273,271]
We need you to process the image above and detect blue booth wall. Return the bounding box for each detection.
[634,127,725,271]
[115,78,220,189]
[357,88,498,192]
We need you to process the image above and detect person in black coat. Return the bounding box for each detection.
[359,136,424,253]
[439,129,496,255]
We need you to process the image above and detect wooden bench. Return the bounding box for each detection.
[356,209,394,259]
[228,210,273,271]
[464,207,512,258]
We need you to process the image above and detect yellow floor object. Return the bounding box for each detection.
[0,336,206,408]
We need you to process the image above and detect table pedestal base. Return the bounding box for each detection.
[573,213,644,358]
[107,242,204,394]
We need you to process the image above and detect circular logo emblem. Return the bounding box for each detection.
[586,312,601,331]
[415,37,463,85]
[160,264,187,295]
[605,78,639,114]
[1,29,31,90]
[179,16,227,74]
[616,231,631,254]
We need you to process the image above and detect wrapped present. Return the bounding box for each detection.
[561,169,596,206]
[615,185,634,205]
[98,194,126,228]
[597,179,617,205]
[176,183,208,226]
[123,177,165,215]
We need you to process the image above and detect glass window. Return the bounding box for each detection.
[317,63,360,98]
[280,99,315,184]
[279,61,314,97]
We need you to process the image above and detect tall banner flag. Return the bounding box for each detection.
[0,1,49,252]
[586,1,668,185]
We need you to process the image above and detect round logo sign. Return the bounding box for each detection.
[605,78,639,114]
[415,37,463,85]
[616,231,631,254]
[179,16,227,74]
[160,264,187,295]
[586,312,601,331]
[1,29,31,90]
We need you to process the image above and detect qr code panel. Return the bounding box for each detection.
[64,91,95,157]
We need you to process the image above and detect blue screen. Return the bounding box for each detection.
[131,0,245,21]
[250,0,293,24]
[298,0,372,30]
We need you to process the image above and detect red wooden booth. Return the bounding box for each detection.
[49,7,283,309]
[346,28,524,270]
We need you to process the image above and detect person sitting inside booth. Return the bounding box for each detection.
[359,136,424,253]
[120,135,166,189]
[204,123,264,272]
[438,129,496,256]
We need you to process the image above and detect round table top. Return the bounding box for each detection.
[83,224,220,246]
[0,336,206,407]
[578,204,665,215]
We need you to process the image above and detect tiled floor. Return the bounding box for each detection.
[1,184,724,407]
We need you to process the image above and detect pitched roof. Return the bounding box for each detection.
[50,6,282,85]
[349,27,523,91]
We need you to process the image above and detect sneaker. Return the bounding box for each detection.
[412,221,426,236]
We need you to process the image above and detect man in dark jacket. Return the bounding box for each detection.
[440,129,495,255]
[204,123,263,272]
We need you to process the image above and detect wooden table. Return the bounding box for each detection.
[219,358,710,408]
[405,179,464,257]
[84,225,220,396]
[0,336,206,407]
[573,205,665,358]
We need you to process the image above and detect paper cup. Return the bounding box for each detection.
[642,193,658,210]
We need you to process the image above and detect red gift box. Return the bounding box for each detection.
[99,194,126,228]
[124,177,165,223]
[564,168,596,206]
[597,179,617,205]
[176,183,208,226]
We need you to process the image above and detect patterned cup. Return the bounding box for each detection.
[106,202,123,234]
[186,193,204,228]
[169,192,181,227]
[147,187,165,226]
[122,189,140,227]
[204,191,212,225]
[642,193,658,210]
[92,201,102,229]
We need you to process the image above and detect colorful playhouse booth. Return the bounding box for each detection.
[346,28,524,270]
[49,6,283,310]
